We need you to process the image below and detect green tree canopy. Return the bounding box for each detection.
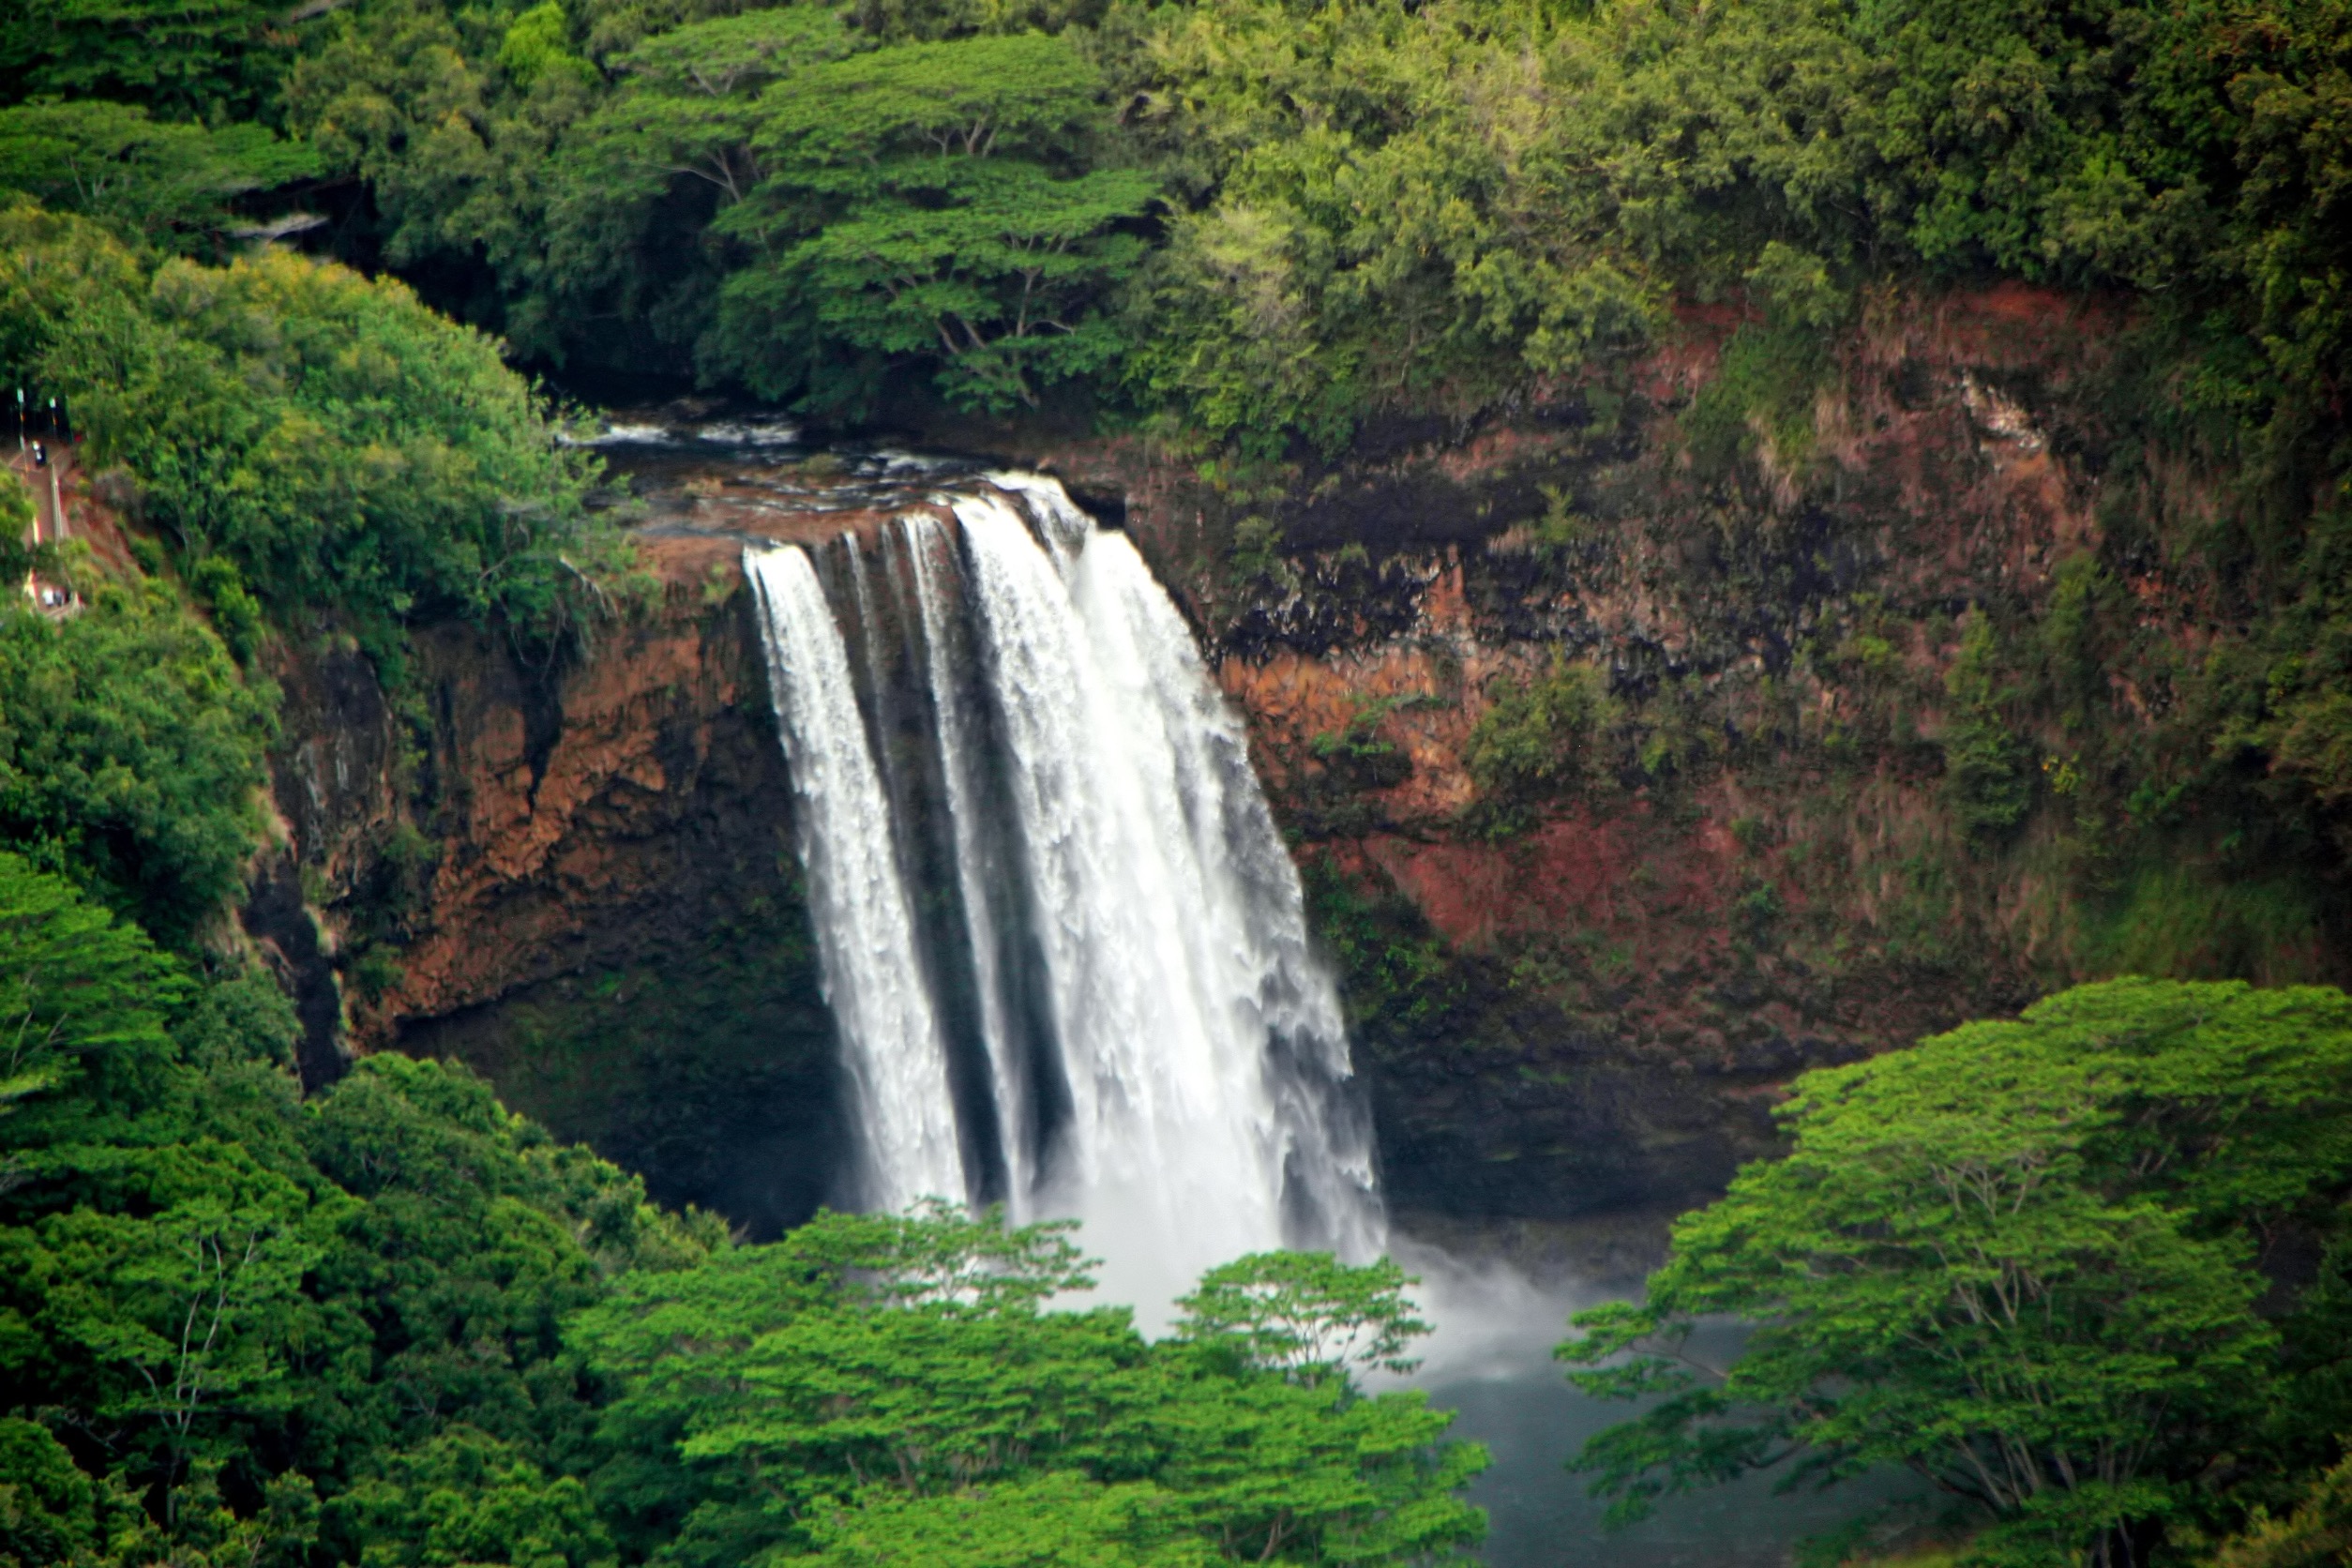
[0,848,184,1133]
[1170,1250,1428,1384]
[804,1471,1214,1568]
[709,32,1156,412]
[328,1424,613,1568]
[572,1205,1486,1567]
[521,5,870,367]
[1560,978,2352,1568]
[0,101,317,255]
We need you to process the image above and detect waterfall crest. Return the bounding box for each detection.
[746,475,1381,1309]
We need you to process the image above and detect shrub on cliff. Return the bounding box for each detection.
[1560,978,2352,1568]
[0,204,626,671]
[1942,616,2036,843]
[1464,656,1619,829]
[0,578,274,947]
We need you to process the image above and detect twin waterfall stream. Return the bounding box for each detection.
[743,473,1383,1313]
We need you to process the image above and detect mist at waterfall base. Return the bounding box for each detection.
[594,421,1904,1566]
[1389,1248,1924,1568]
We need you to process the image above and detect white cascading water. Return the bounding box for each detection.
[902,517,1040,1205]
[747,475,1381,1315]
[745,544,966,1213]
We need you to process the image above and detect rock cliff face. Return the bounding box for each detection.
[1065,282,2347,1240]
[260,535,847,1235]
[267,284,2348,1247]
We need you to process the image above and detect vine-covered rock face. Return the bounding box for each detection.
[1063,283,2352,1240]
[260,283,2350,1248]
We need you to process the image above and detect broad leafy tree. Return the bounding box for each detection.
[1171,1250,1428,1383]
[0,102,316,255]
[529,6,869,369]
[573,1207,1486,1566]
[710,31,1156,413]
[1561,979,2352,1568]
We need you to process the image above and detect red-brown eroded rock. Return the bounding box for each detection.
[250,282,2344,1249]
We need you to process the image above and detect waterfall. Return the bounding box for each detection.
[902,515,1042,1207]
[746,475,1381,1311]
[745,545,965,1212]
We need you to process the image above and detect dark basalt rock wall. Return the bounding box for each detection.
[254,283,2351,1248]
[1052,283,2348,1237]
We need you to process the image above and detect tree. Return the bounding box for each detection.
[1560,979,2352,1568]
[296,1054,716,1508]
[570,1205,1116,1542]
[572,1205,1486,1566]
[0,848,183,1134]
[570,6,865,209]
[1128,1350,1486,1566]
[709,33,1156,413]
[0,101,317,255]
[530,5,871,369]
[51,1175,326,1526]
[1170,1250,1428,1384]
[0,856,329,1542]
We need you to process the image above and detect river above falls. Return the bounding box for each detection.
[573,407,996,546]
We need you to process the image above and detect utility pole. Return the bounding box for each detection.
[12,388,22,456]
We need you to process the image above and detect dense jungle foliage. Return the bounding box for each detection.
[13,0,2352,935]
[8,1,2352,1566]
[7,0,2350,443]
[0,204,626,672]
